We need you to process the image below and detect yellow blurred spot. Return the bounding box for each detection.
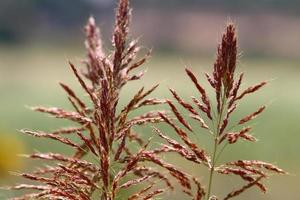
[0,133,25,177]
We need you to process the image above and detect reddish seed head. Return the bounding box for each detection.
[8,3,285,200]
[155,23,284,200]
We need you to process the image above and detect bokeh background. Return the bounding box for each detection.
[0,0,299,199]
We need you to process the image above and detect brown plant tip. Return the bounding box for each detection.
[167,99,193,131]
[193,177,206,200]
[59,82,87,111]
[154,22,284,200]
[169,88,198,115]
[9,0,175,199]
[128,184,154,200]
[8,4,284,200]
[185,68,212,119]
[238,105,266,125]
[216,166,267,193]
[209,23,238,112]
[153,127,202,164]
[223,175,264,200]
[220,127,255,144]
[143,189,165,199]
[158,112,210,164]
[235,81,267,101]
[21,129,83,150]
[226,160,286,174]
[190,114,209,130]
[33,106,93,124]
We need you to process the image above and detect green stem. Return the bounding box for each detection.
[206,138,218,200]
[206,92,227,200]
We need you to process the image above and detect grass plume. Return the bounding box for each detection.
[154,24,285,200]
[5,1,285,200]
[7,0,177,199]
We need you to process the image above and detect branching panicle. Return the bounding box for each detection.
[154,23,284,200]
[8,0,175,199]
[7,2,284,200]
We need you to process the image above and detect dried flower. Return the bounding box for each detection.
[5,1,285,199]
[154,23,285,200]
[7,0,176,199]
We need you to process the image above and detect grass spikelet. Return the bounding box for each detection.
[6,1,284,199]
[154,23,285,200]
[8,0,174,199]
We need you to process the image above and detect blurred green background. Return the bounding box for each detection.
[0,0,299,199]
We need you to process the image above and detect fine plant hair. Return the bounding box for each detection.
[5,0,188,199]
[154,24,285,200]
[5,0,285,200]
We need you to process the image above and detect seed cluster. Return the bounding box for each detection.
[154,23,285,200]
[6,0,284,199]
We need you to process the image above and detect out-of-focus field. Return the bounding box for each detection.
[0,46,299,199]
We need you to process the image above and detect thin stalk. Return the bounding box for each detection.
[206,92,227,200]
[206,138,218,200]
